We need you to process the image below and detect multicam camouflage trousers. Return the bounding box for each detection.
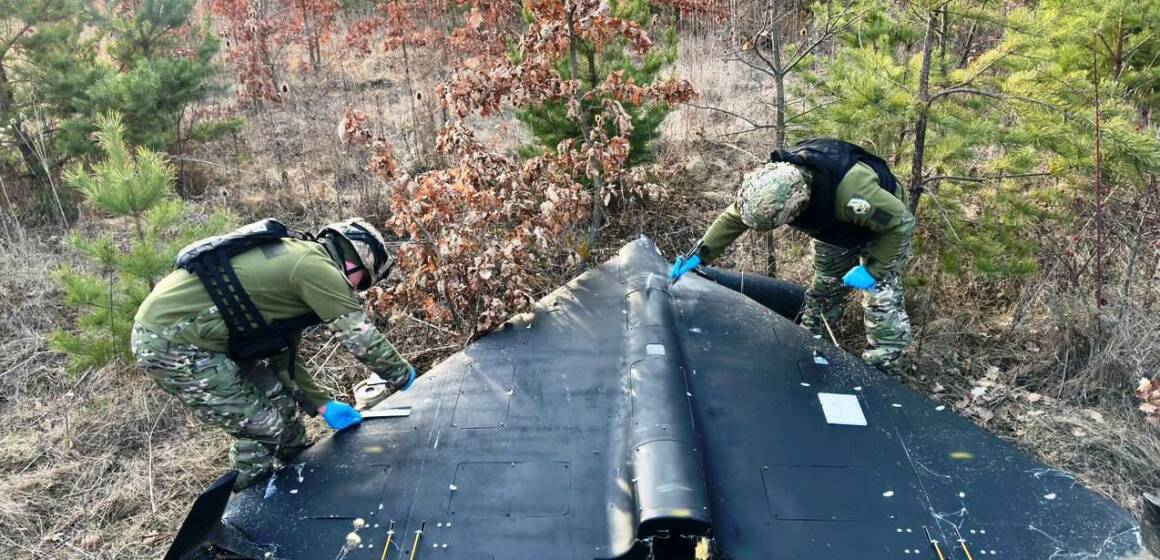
[131,324,308,490]
[799,239,913,373]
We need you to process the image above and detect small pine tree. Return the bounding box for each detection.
[2,0,228,172]
[0,0,95,175]
[515,0,678,166]
[799,0,1160,283]
[50,114,233,373]
[54,0,225,159]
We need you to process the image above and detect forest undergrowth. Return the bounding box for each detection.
[1,1,1158,557]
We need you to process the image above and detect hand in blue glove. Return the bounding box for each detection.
[321,400,362,430]
[842,265,877,291]
[669,254,702,282]
[396,367,417,392]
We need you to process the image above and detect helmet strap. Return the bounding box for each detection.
[321,236,360,271]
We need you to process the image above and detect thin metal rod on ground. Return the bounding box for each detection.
[923,526,946,560]
[407,521,425,560]
[819,311,841,349]
[379,520,395,560]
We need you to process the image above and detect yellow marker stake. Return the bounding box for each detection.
[923,526,946,560]
[819,312,841,349]
[407,522,425,560]
[959,540,975,560]
[379,520,396,560]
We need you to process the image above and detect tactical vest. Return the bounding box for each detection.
[174,219,323,362]
[770,138,900,249]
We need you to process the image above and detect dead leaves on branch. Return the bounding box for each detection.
[339,109,397,180]
[440,0,697,120]
[344,0,446,55]
[953,365,1155,441]
[1137,378,1160,427]
[362,123,589,337]
[350,0,692,337]
[347,114,659,337]
[212,0,342,102]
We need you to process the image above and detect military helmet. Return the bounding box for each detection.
[736,162,811,230]
[317,218,392,289]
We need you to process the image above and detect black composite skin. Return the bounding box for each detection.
[170,237,1144,560]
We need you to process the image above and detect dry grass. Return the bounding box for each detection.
[0,235,368,559]
[904,270,1160,516]
[656,34,1160,523]
[2,25,1158,560]
[0,237,223,558]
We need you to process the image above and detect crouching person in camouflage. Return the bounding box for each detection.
[670,139,915,373]
[132,218,417,490]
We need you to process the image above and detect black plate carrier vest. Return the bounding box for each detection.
[174,219,322,362]
[771,138,900,249]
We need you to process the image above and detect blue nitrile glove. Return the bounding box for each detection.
[842,265,877,291]
[669,254,702,282]
[396,367,417,392]
[321,400,363,430]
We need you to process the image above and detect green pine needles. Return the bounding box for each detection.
[516,0,678,166]
[50,114,233,374]
[1,0,232,176]
[795,0,1159,281]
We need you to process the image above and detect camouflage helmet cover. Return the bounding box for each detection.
[318,218,392,288]
[736,162,811,230]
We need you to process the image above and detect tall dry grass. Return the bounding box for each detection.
[659,33,1160,521]
[1,19,1157,560]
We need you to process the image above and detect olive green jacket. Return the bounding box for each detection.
[695,162,914,278]
[136,238,411,407]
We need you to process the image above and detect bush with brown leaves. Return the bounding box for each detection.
[1137,378,1160,427]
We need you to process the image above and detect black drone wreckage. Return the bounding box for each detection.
[166,237,1150,560]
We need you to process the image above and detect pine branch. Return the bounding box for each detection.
[0,0,65,60]
[918,172,1053,187]
[1121,32,1155,61]
[725,51,780,79]
[695,132,763,162]
[716,124,804,138]
[947,51,1011,90]
[927,87,1070,118]
[784,99,842,123]
[920,187,962,243]
[784,1,863,74]
[926,86,1003,104]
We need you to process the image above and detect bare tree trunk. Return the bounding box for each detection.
[565,7,605,251]
[299,0,321,72]
[772,69,787,149]
[401,40,427,165]
[957,17,978,68]
[729,0,739,51]
[907,10,938,216]
[1119,193,1149,307]
[0,62,40,175]
[1093,38,1104,309]
[770,0,787,149]
[938,5,949,73]
[765,0,787,276]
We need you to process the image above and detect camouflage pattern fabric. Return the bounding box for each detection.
[799,238,913,373]
[318,218,392,283]
[328,310,411,385]
[736,162,811,230]
[131,324,307,489]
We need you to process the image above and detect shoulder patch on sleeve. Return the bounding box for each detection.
[847,198,871,215]
[870,207,893,226]
[260,242,287,259]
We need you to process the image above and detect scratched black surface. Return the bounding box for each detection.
[207,238,1141,560]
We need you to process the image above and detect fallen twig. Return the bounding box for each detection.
[147,397,175,514]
